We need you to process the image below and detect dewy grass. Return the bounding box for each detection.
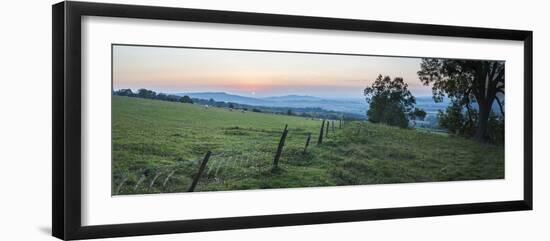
[112,96,504,195]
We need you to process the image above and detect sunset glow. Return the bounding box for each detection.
[113,45,431,98]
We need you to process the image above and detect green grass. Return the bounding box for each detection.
[112,96,504,195]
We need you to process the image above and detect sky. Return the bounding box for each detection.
[112,45,433,100]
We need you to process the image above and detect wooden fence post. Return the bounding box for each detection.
[318,120,325,144]
[303,133,311,154]
[325,120,329,138]
[188,151,212,192]
[273,124,289,170]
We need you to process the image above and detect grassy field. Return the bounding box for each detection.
[112,96,504,195]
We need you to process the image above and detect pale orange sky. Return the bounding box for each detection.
[113,45,431,99]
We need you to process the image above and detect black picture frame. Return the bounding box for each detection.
[52,1,533,240]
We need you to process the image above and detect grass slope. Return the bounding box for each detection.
[112,96,504,195]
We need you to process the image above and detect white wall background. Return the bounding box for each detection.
[0,0,547,240]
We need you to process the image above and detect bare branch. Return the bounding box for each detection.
[495,96,505,117]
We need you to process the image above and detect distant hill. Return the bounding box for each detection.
[177,92,366,115]
[179,92,271,106]
[176,92,466,117]
[415,96,450,115]
[263,95,324,102]
[415,96,502,116]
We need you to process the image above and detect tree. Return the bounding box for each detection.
[410,108,427,125]
[156,93,167,101]
[418,59,504,141]
[166,95,180,102]
[364,74,416,128]
[137,88,157,99]
[413,108,427,120]
[437,100,475,136]
[114,89,134,96]
[286,109,293,116]
[179,95,193,104]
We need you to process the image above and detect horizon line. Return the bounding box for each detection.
[113,88,440,99]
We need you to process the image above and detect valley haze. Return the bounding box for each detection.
[175,91,449,117]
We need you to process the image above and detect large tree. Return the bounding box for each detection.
[137,88,157,99]
[179,95,194,104]
[417,59,504,141]
[364,75,417,128]
[114,88,134,97]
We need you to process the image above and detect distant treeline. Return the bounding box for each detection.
[113,88,364,121]
[114,88,194,103]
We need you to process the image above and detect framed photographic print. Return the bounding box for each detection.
[52,1,533,240]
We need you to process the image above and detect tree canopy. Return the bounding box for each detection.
[364,74,420,128]
[179,95,193,104]
[410,108,427,121]
[137,88,157,99]
[114,88,134,97]
[417,59,505,142]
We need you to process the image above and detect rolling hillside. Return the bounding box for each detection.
[112,96,504,195]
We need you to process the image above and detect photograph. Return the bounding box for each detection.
[111,44,505,195]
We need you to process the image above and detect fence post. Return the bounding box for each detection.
[318,120,325,144]
[273,124,289,170]
[325,119,330,138]
[303,133,311,154]
[188,151,212,192]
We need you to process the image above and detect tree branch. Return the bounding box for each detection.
[495,96,505,117]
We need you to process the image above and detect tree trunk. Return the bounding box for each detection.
[474,101,490,142]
